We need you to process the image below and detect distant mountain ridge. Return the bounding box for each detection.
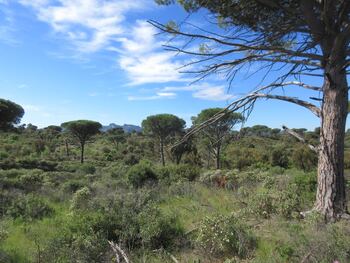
[101,123,142,133]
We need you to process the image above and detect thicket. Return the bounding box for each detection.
[0,125,349,262]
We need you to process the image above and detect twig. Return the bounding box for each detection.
[108,241,130,263]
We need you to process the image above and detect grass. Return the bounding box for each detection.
[0,202,70,263]
[159,183,239,232]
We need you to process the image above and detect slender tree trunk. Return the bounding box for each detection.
[315,65,348,219]
[216,144,221,169]
[207,147,211,168]
[176,154,181,165]
[160,138,165,166]
[65,139,69,157]
[80,142,85,164]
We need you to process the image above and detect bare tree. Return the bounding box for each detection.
[153,0,350,220]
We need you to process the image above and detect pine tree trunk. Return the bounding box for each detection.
[216,144,221,169]
[160,139,165,166]
[315,66,348,220]
[65,139,70,157]
[80,142,85,164]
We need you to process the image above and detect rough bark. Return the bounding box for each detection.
[315,64,348,220]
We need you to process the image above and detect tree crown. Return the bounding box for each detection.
[142,114,185,139]
[61,120,102,142]
[0,99,25,130]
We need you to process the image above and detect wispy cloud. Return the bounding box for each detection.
[88,92,99,97]
[117,20,192,86]
[192,86,234,101]
[0,1,19,45]
[161,83,235,101]
[128,91,176,101]
[23,104,41,112]
[17,1,192,86]
[19,0,148,52]
[18,84,29,89]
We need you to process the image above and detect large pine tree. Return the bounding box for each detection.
[154,0,350,220]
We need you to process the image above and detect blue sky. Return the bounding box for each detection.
[0,0,333,130]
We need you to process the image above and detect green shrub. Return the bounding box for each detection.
[62,180,85,193]
[127,161,158,188]
[7,194,54,221]
[56,162,81,172]
[17,158,57,171]
[138,206,184,249]
[41,214,111,263]
[291,170,317,205]
[270,147,289,168]
[158,164,200,183]
[275,184,301,219]
[196,214,256,258]
[108,163,129,178]
[291,145,317,171]
[175,164,200,181]
[70,187,92,211]
[0,151,9,159]
[124,153,140,165]
[19,170,43,192]
[78,163,96,174]
[0,223,8,243]
[248,188,276,218]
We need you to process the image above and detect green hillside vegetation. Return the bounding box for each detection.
[0,112,349,262]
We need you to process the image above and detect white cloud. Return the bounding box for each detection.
[161,83,235,101]
[192,86,235,101]
[23,104,41,112]
[128,91,176,101]
[0,2,18,45]
[17,1,224,91]
[18,84,29,89]
[117,20,192,85]
[18,1,190,85]
[19,0,147,52]
[23,104,53,117]
[119,52,188,86]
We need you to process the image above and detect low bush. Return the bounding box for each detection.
[70,187,92,211]
[196,214,256,258]
[270,147,289,168]
[138,206,184,249]
[17,158,57,171]
[7,194,54,221]
[158,164,200,183]
[107,163,129,178]
[291,145,318,171]
[41,214,111,263]
[124,153,140,165]
[19,170,43,192]
[78,163,96,174]
[62,180,86,193]
[248,188,276,218]
[127,161,158,188]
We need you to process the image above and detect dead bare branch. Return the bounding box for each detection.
[108,241,130,263]
[172,82,321,149]
[282,125,318,153]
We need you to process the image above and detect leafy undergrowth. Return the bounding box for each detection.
[1,165,349,263]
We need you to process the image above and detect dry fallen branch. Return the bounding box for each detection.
[282,125,318,153]
[108,241,130,263]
